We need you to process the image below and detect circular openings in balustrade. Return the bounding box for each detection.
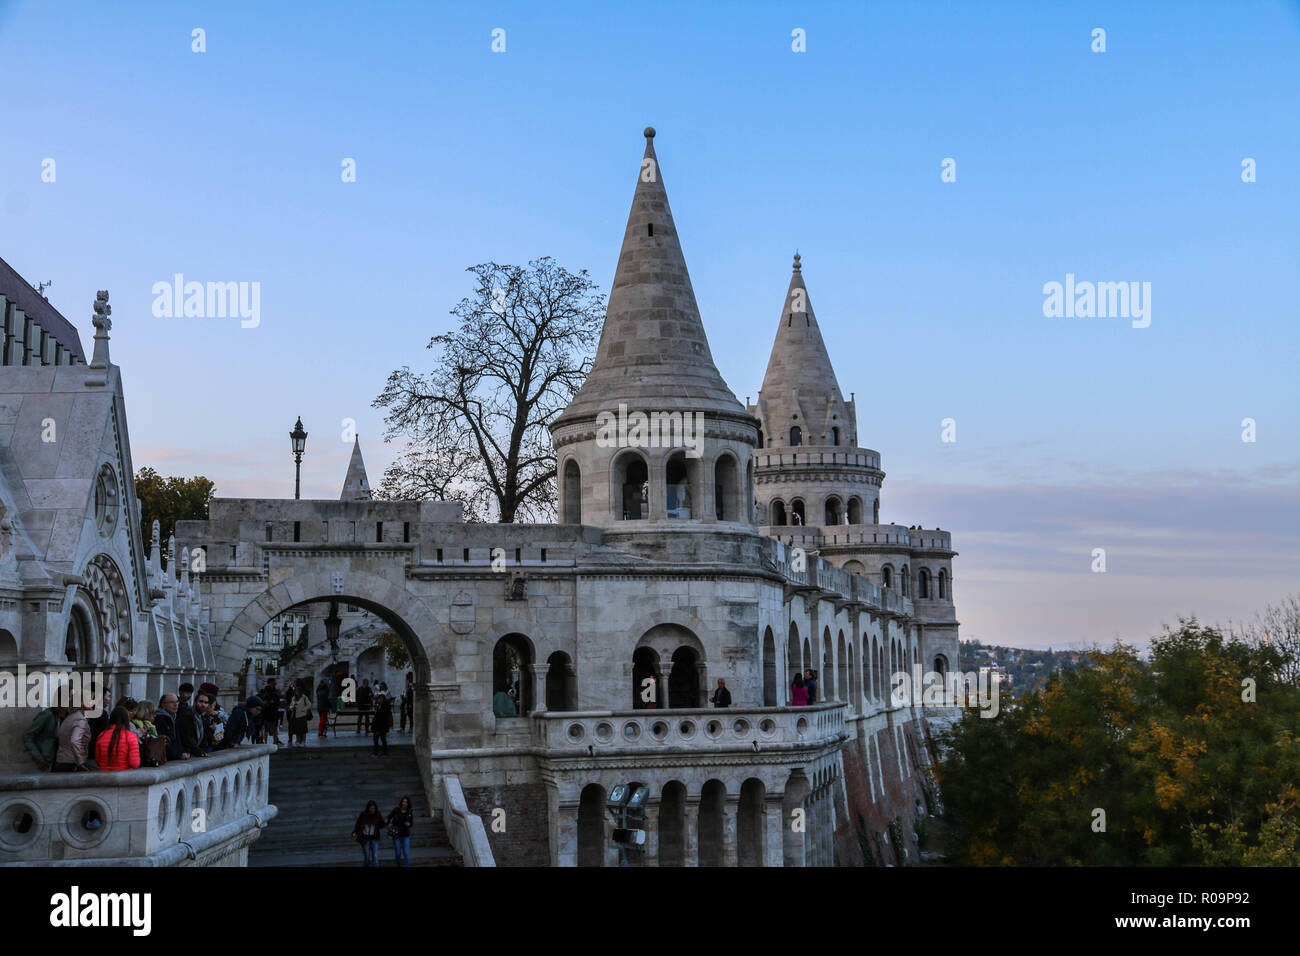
[0,801,41,851]
[256,766,264,802]
[61,796,112,849]
[220,777,230,814]
[566,722,585,743]
[205,780,215,815]
[678,720,696,739]
[622,721,641,742]
[244,768,253,797]
[759,717,777,736]
[731,718,750,737]
[705,719,723,740]
[176,787,187,837]
[156,790,170,838]
[594,721,614,743]
[796,717,809,736]
[650,720,669,741]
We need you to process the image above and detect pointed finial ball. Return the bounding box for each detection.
[644,126,656,139]
[793,252,802,271]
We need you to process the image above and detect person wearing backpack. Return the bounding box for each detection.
[352,800,385,867]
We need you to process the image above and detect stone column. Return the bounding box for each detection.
[553,806,578,867]
[764,795,785,867]
[643,801,660,866]
[683,795,700,867]
[722,794,739,867]
[531,661,549,714]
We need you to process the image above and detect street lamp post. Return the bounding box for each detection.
[290,416,308,500]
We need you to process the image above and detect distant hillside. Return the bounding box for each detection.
[958,639,1093,694]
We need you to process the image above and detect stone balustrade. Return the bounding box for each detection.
[533,702,847,756]
[0,744,276,866]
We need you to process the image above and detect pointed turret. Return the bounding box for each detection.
[753,254,855,448]
[341,437,372,501]
[556,127,747,423]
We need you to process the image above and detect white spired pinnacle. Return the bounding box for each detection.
[341,436,372,501]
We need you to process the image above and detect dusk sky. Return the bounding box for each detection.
[2,0,1296,649]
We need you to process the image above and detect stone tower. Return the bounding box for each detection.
[551,128,759,535]
[749,254,885,530]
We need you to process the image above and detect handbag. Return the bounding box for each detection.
[141,735,167,767]
[387,819,401,838]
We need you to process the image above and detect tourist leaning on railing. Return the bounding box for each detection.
[24,706,67,771]
[52,698,95,772]
[218,695,263,749]
[93,706,141,771]
[155,694,183,761]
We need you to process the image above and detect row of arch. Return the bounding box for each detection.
[878,564,949,599]
[575,773,825,866]
[759,621,950,710]
[758,425,848,449]
[562,449,754,524]
[769,494,878,527]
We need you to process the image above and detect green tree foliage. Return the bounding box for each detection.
[376,632,409,669]
[134,468,215,545]
[937,619,1300,865]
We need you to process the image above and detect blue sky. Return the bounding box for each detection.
[2,0,1297,648]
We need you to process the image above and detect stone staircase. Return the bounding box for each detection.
[249,744,461,867]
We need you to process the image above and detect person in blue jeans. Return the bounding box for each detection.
[388,795,414,867]
[353,800,385,866]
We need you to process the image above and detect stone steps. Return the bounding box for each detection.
[249,744,461,867]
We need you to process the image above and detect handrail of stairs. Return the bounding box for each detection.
[437,774,495,867]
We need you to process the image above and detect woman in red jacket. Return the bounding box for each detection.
[94,706,141,771]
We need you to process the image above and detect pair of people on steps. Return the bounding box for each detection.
[352,796,414,866]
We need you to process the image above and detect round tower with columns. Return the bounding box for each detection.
[551,128,759,540]
[748,254,886,531]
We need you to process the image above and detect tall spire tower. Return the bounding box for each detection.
[552,128,758,531]
[340,437,372,501]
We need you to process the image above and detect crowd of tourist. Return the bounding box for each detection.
[22,672,416,772]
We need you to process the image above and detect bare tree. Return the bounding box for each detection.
[1234,594,1300,686]
[374,258,604,522]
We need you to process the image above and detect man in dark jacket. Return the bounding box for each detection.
[219,696,262,749]
[179,691,212,758]
[23,706,66,770]
[357,679,373,733]
[316,680,333,738]
[155,693,183,761]
[805,669,818,704]
[710,678,732,708]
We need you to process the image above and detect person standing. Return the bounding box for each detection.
[805,669,818,704]
[94,706,141,771]
[710,678,732,708]
[284,685,310,747]
[155,694,183,761]
[259,677,282,745]
[371,689,392,757]
[388,796,414,867]
[357,679,373,734]
[400,675,414,734]
[23,706,66,771]
[316,679,333,738]
[790,673,809,707]
[52,696,95,771]
[179,691,212,758]
[352,800,385,867]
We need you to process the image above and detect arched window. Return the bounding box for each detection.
[831,426,840,446]
[934,654,948,679]
[714,454,739,521]
[787,622,801,701]
[666,452,696,519]
[669,645,701,708]
[824,496,843,526]
[64,608,90,665]
[699,780,726,867]
[577,784,606,866]
[837,631,848,700]
[492,634,534,715]
[872,498,880,524]
[738,779,766,866]
[790,498,806,525]
[614,451,648,520]
[847,496,863,524]
[659,782,687,866]
[789,426,802,447]
[918,568,931,599]
[757,429,764,449]
[901,565,910,596]
[562,459,581,524]
[545,650,575,711]
[771,499,787,526]
[632,646,661,710]
[938,569,948,599]
[881,565,893,589]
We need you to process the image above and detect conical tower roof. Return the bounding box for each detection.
[340,437,372,501]
[556,127,747,424]
[756,254,852,447]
